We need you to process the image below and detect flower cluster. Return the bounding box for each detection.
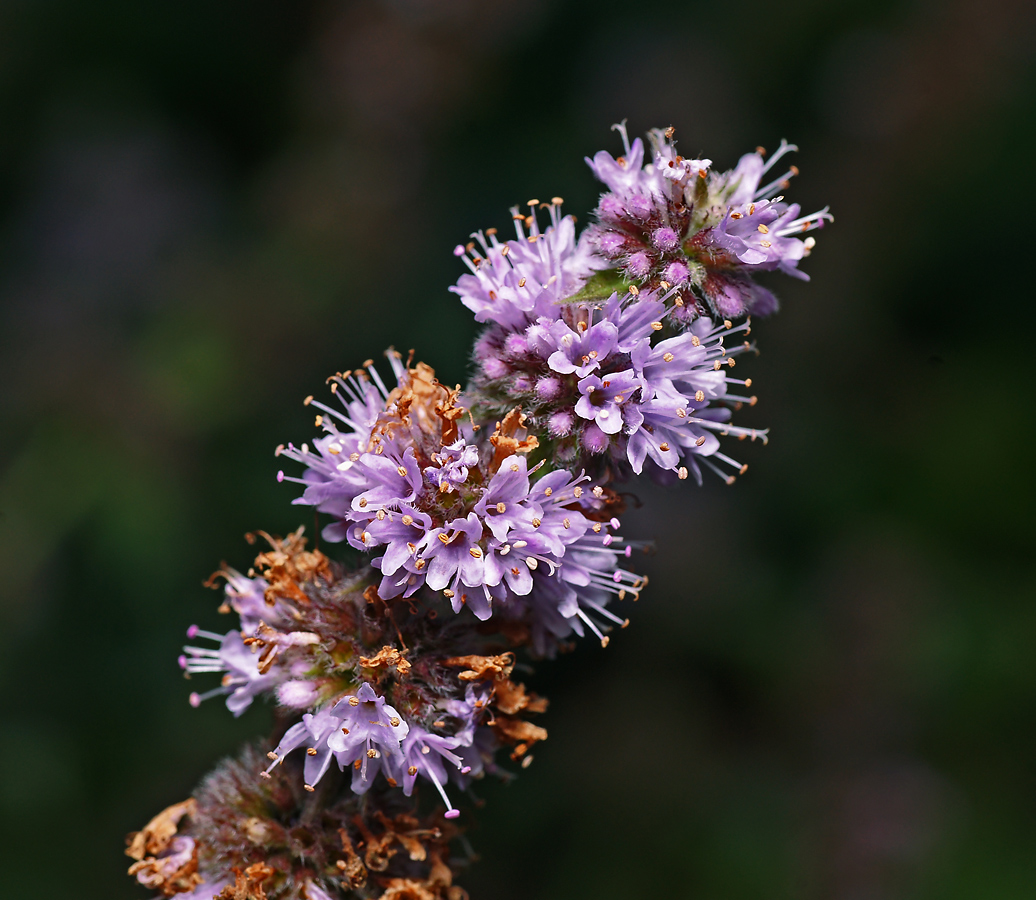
[275,358,642,648]
[585,122,832,320]
[127,122,828,900]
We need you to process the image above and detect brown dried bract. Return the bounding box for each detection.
[337,828,368,890]
[377,878,440,900]
[433,381,466,446]
[492,716,548,755]
[442,653,514,682]
[488,408,539,474]
[355,811,443,873]
[492,678,548,717]
[126,799,197,861]
[250,527,331,606]
[360,645,412,677]
[127,849,202,898]
[215,863,275,900]
[126,799,202,896]
[376,876,468,900]
[127,857,202,897]
[380,358,468,449]
[426,846,454,890]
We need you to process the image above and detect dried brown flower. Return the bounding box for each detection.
[249,528,332,607]
[487,408,539,474]
[126,799,197,861]
[360,645,412,677]
[215,863,275,900]
[442,653,514,682]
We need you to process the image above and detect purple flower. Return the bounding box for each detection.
[545,319,618,377]
[388,727,468,819]
[450,199,606,331]
[264,683,409,795]
[417,513,487,599]
[351,447,422,512]
[181,624,320,716]
[585,122,652,195]
[326,684,410,793]
[574,370,642,436]
[511,515,644,655]
[181,629,280,716]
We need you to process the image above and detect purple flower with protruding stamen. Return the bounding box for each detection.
[181,629,280,716]
[450,199,606,331]
[574,369,642,436]
[545,319,618,377]
[507,520,644,655]
[264,684,409,795]
[351,448,422,513]
[425,441,480,493]
[388,726,469,819]
[326,684,409,793]
[361,506,432,584]
[264,706,344,789]
[418,513,487,600]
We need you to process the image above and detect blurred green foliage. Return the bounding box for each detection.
[1,1,1034,898]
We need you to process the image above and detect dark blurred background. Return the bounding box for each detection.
[2,1,1035,897]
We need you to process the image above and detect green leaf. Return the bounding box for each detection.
[558,268,627,305]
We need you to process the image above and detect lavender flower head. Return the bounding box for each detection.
[586,122,832,320]
[276,357,641,639]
